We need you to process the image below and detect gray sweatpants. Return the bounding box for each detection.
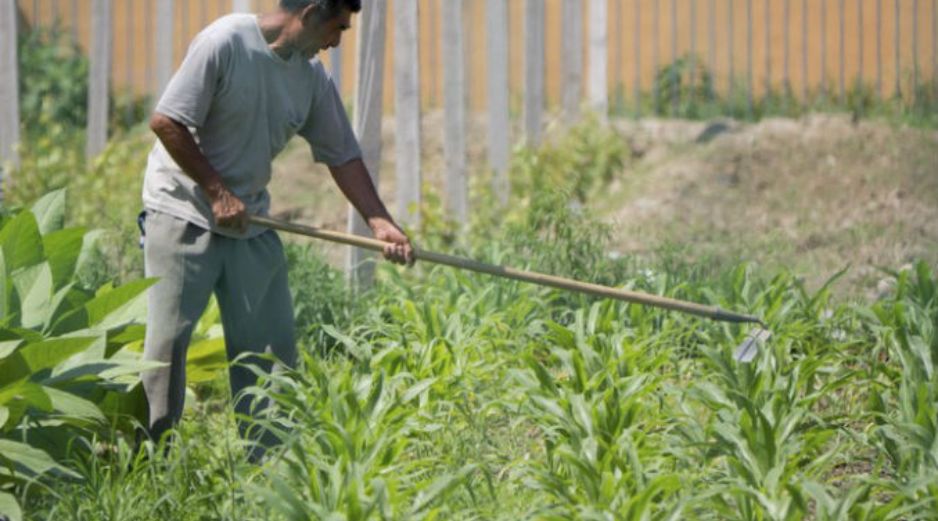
[141,210,296,457]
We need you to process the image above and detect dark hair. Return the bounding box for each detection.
[279,0,361,17]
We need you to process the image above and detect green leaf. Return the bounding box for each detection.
[73,229,105,279]
[0,438,79,479]
[0,490,23,521]
[42,227,84,290]
[0,337,99,384]
[84,278,158,329]
[0,211,44,273]
[409,465,476,514]
[186,338,228,384]
[0,340,21,360]
[0,250,7,323]
[43,386,105,422]
[12,262,53,330]
[30,188,66,234]
[0,405,8,429]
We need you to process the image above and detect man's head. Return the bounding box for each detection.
[280,0,361,57]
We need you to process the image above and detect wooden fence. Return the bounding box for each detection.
[1,0,937,282]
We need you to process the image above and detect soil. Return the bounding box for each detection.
[268,112,938,299]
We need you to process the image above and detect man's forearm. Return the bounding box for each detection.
[149,113,227,199]
[329,158,394,225]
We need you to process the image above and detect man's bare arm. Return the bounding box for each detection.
[149,113,247,231]
[329,158,414,265]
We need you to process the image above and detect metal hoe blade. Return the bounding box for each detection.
[733,329,772,363]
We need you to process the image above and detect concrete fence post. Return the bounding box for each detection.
[524,0,545,145]
[395,0,422,226]
[0,0,20,197]
[86,0,113,159]
[442,0,467,223]
[486,0,511,204]
[587,0,608,117]
[347,0,387,289]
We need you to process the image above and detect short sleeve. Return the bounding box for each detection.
[154,32,227,128]
[298,65,362,167]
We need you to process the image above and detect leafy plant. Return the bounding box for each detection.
[0,190,159,520]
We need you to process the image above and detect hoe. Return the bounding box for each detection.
[250,215,772,362]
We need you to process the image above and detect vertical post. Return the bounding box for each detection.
[839,0,846,103]
[86,0,113,159]
[895,0,900,99]
[803,0,808,100]
[487,0,510,203]
[710,0,717,100]
[728,0,735,102]
[821,0,827,99]
[671,0,678,114]
[395,0,422,225]
[913,0,919,99]
[155,0,175,104]
[561,0,583,122]
[766,0,772,93]
[858,0,863,90]
[877,0,883,97]
[442,0,467,223]
[784,0,790,93]
[588,0,608,116]
[232,0,251,12]
[635,0,642,114]
[0,0,20,194]
[747,0,753,115]
[125,0,135,126]
[690,0,697,101]
[72,0,79,42]
[524,0,545,145]
[347,0,387,289]
[653,0,660,110]
[614,0,623,108]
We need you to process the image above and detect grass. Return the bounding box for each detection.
[4,78,938,518]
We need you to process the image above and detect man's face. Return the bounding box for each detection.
[297,5,352,58]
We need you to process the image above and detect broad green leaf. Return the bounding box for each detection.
[12,262,53,330]
[186,338,228,384]
[30,188,66,234]
[0,249,6,322]
[0,438,79,479]
[0,211,44,273]
[42,227,85,290]
[0,490,22,521]
[0,340,21,360]
[20,337,99,374]
[52,278,156,335]
[73,229,105,280]
[43,386,105,422]
[85,277,158,330]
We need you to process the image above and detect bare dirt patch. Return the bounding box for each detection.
[607,114,938,297]
[268,112,937,297]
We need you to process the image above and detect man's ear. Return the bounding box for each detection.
[299,3,320,25]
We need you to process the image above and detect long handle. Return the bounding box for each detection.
[250,215,765,326]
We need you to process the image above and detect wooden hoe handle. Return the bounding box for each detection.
[249,215,765,326]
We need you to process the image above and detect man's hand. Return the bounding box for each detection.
[369,217,415,266]
[207,182,248,232]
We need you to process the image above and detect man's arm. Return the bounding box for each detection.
[329,158,414,265]
[149,113,247,231]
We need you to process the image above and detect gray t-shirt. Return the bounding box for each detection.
[142,13,361,238]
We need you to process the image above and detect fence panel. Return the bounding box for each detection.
[0,0,20,185]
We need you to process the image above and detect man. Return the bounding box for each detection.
[141,0,413,457]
